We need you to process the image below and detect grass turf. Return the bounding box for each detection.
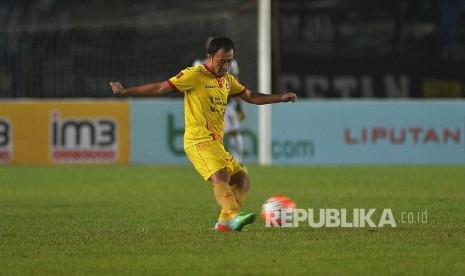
[0,165,464,275]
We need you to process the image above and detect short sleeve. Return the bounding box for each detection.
[167,67,196,93]
[228,75,246,97]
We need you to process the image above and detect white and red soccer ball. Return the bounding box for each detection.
[261,194,296,226]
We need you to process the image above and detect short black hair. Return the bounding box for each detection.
[207,36,235,56]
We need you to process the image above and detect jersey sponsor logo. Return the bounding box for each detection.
[176,72,184,79]
[50,110,118,163]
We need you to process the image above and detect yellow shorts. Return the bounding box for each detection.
[185,140,243,181]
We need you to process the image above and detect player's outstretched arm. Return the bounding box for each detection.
[110,81,172,97]
[240,90,297,105]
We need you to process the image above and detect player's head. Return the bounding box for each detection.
[207,36,234,55]
[207,36,235,77]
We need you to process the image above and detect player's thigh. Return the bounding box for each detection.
[185,140,235,181]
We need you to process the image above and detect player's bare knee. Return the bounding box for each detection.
[241,176,250,192]
[209,168,230,184]
[230,171,249,191]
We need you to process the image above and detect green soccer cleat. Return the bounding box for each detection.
[230,212,256,231]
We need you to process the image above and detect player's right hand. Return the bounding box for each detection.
[110,82,125,95]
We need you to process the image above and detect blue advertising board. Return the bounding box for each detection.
[271,101,465,164]
[131,99,465,165]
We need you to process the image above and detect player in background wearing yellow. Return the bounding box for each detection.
[193,36,246,167]
[110,36,297,231]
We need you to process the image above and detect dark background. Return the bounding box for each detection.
[1,0,465,98]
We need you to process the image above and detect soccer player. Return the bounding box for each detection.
[110,36,297,231]
[194,36,246,166]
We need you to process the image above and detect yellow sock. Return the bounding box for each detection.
[218,210,230,223]
[213,183,239,221]
[231,185,247,208]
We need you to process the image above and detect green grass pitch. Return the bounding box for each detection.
[1,165,464,275]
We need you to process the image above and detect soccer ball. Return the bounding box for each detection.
[261,194,296,227]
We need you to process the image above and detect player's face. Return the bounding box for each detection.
[208,48,234,77]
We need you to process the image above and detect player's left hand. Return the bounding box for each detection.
[110,82,125,95]
[281,92,297,103]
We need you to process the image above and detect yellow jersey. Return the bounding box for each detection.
[167,64,246,149]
